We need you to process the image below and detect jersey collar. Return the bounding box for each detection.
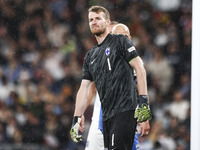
[97,34,111,47]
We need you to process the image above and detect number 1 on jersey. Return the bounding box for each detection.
[107,58,111,71]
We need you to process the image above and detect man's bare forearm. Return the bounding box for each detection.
[83,82,96,112]
[129,56,148,96]
[74,80,92,116]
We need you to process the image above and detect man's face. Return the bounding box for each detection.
[88,12,109,36]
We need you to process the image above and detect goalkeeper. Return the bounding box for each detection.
[70,5,151,150]
[84,23,151,150]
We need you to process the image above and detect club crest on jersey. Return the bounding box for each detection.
[105,47,110,56]
[128,46,136,52]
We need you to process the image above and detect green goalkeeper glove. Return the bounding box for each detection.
[134,95,152,122]
[70,116,82,143]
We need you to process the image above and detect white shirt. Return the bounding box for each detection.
[91,92,101,122]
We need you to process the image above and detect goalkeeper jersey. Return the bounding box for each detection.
[82,34,138,121]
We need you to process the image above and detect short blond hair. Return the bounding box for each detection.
[88,6,110,19]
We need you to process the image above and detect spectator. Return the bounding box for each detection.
[146,48,174,95]
[168,90,190,121]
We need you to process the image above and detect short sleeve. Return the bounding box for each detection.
[117,35,138,62]
[82,52,93,81]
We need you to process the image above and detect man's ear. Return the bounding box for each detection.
[106,19,111,27]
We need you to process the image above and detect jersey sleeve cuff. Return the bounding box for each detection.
[82,76,93,81]
[128,54,138,63]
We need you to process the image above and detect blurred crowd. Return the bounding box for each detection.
[0,0,191,150]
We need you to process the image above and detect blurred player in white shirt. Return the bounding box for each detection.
[85,89,104,149]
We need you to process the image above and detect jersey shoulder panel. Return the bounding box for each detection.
[113,34,139,62]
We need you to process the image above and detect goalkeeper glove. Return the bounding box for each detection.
[70,116,82,143]
[134,95,152,122]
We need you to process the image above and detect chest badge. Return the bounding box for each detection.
[105,47,110,56]
[105,47,111,71]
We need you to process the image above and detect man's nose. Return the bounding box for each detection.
[92,19,97,24]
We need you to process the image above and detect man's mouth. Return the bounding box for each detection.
[92,26,99,29]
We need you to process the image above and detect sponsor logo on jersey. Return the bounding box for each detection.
[105,47,110,56]
[127,46,136,52]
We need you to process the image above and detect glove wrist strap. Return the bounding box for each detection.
[139,95,148,104]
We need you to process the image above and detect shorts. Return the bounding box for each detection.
[133,133,140,150]
[85,121,104,150]
[103,110,137,150]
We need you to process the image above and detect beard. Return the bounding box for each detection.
[90,26,106,36]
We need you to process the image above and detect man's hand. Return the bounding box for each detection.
[134,95,152,122]
[79,115,85,132]
[70,116,82,143]
[138,120,150,137]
